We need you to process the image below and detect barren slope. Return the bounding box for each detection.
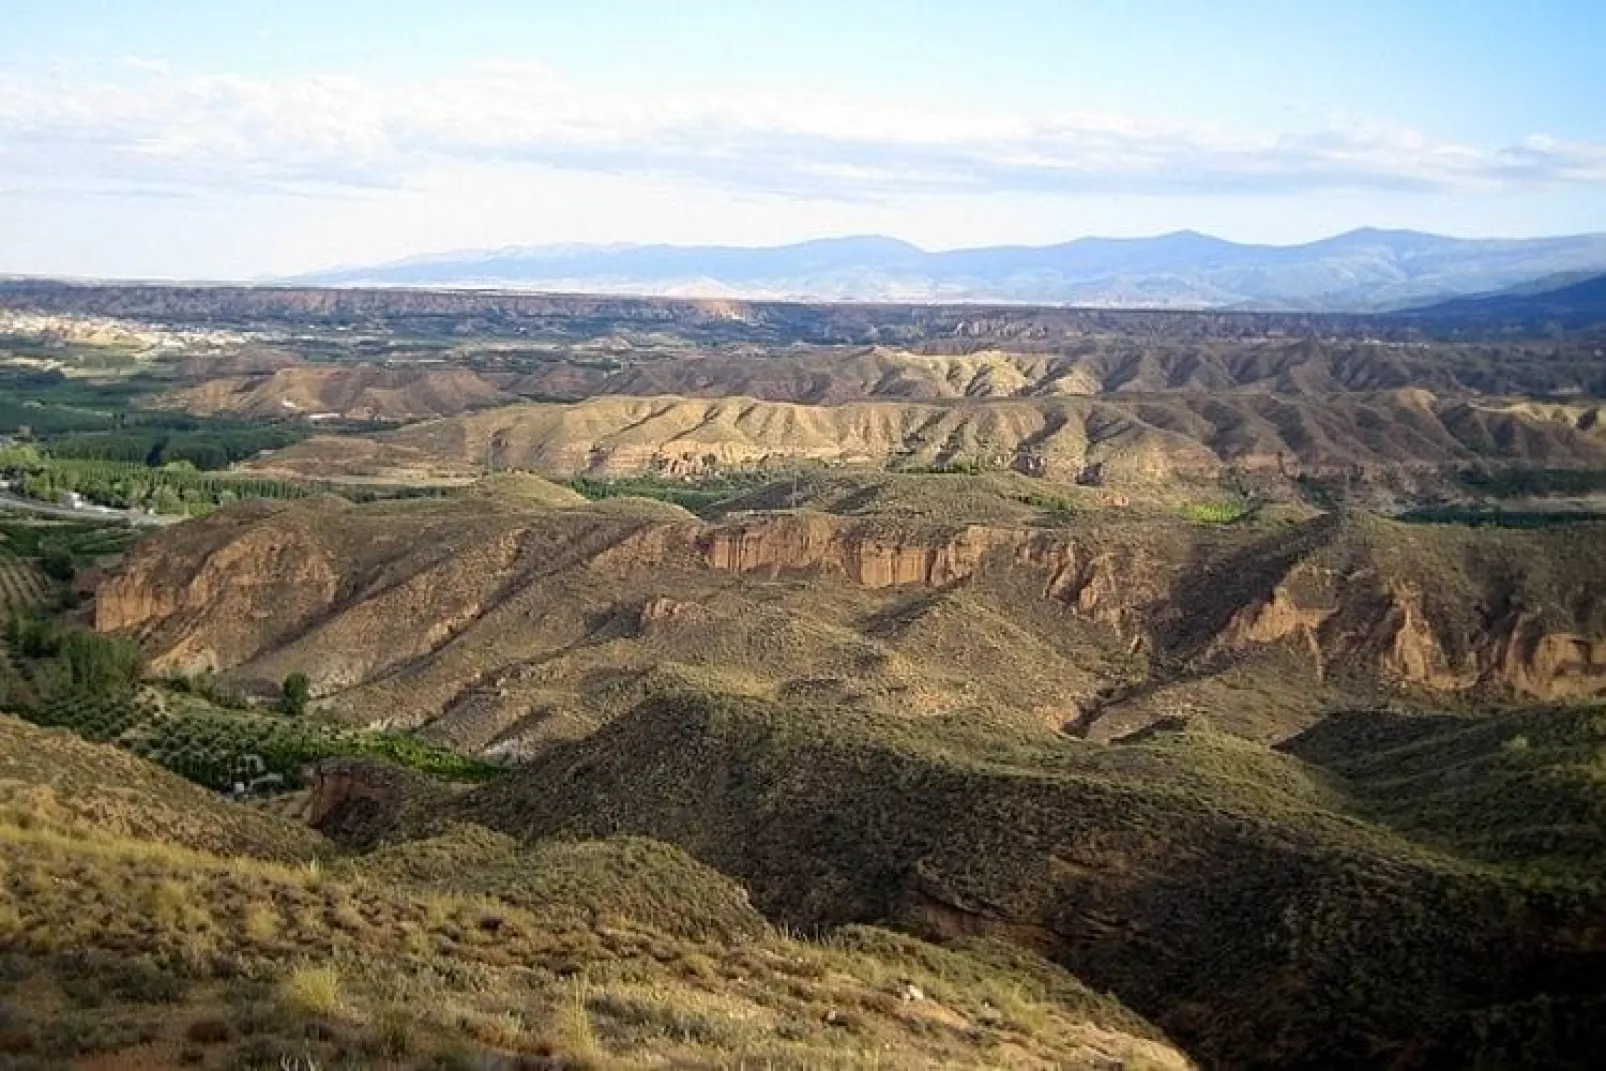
[0,713,1187,1069]
[249,390,1606,486]
[153,363,513,421]
[542,339,1606,403]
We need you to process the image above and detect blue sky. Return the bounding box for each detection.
[2,0,1603,278]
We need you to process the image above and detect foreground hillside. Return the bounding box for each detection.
[315,692,1606,1069]
[0,714,1188,1069]
[95,477,1606,754]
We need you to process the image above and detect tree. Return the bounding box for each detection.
[58,631,143,695]
[279,672,311,717]
[39,545,76,583]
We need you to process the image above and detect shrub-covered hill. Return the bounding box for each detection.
[1282,704,1606,882]
[0,713,1188,1068]
[451,692,1606,1069]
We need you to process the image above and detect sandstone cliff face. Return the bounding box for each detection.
[1499,628,1606,699]
[1206,544,1606,701]
[1014,535,1174,636]
[693,515,1178,646]
[97,506,344,676]
[696,510,1606,703]
[698,515,1008,588]
[305,759,454,850]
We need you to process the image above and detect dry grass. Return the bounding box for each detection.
[0,711,1187,1070]
[283,964,342,1016]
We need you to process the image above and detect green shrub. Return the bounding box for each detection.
[39,545,76,582]
[278,673,311,717]
[1180,501,1253,524]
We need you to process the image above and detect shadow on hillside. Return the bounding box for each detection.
[1277,707,1468,768]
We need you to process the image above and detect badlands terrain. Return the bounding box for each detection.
[1,281,1605,1068]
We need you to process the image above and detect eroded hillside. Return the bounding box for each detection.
[95,476,1606,754]
[525,340,1606,403]
[157,339,1606,418]
[244,390,1606,489]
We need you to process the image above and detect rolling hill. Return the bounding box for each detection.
[429,691,1606,1068]
[492,337,1606,404]
[152,364,515,422]
[1411,271,1606,330]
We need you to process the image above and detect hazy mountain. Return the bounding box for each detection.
[294,229,1606,311]
[1409,270,1606,328]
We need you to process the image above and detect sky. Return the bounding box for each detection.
[2,0,1604,279]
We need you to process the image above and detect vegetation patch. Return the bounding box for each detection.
[567,471,775,515]
[1458,466,1606,499]
[1179,499,1255,524]
[14,684,502,790]
[46,422,308,470]
[1,445,315,516]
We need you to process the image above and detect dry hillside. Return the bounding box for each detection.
[153,364,514,421]
[0,714,1188,1069]
[534,339,1606,403]
[95,477,1606,755]
[438,692,1606,1069]
[245,390,1606,489]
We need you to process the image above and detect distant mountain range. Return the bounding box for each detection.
[293,229,1606,311]
[1410,270,1606,328]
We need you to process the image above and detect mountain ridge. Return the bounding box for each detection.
[290,229,1606,311]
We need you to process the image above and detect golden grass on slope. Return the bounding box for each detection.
[0,713,1188,1070]
[348,826,771,943]
[0,716,326,863]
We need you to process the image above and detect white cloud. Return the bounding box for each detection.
[2,61,1604,205]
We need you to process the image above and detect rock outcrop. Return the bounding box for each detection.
[699,515,1008,588]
